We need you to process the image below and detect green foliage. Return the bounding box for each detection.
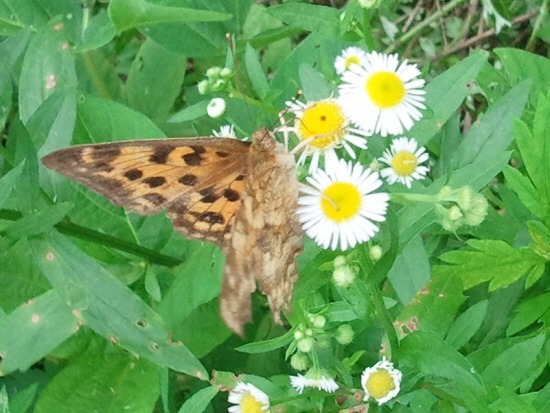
[1,0,550,412]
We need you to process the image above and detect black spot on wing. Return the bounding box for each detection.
[179,174,198,186]
[91,147,121,162]
[198,212,224,224]
[149,146,175,164]
[183,152,202,166]
[199,186,219,203]
[143,176,166,188]
[216,151,230,158]
[125,169,143,181]
[143,193,167,206]
[223,188,240,202]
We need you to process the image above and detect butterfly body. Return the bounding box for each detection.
[42,127,302,335]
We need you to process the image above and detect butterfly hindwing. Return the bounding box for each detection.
[42,138,251,248]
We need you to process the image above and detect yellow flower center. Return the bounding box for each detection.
[391,151,418,176]
[240,392,264,413]
[320,182,361,223]
[298,101,347,149]
[345,56,360,68]
[366,370,395,399]
[366,72,406,109]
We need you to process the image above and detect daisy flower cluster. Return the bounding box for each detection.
[285,46,430,252]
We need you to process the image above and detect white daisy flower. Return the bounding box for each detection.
[297,159,389,251]
[361,357,403,405]
[334,46,369,75]
[285,98,369,173]
[290,371,339,394]
[379,136,429,188]
[228,382,270,413]
[212,124,237,138]
[206,97,226,118]
[338,51,426,137]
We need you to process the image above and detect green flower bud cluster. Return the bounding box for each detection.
[332,255,359,288]
[435,186,489,231]
[198,67,233,94]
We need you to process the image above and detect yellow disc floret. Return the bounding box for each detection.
[240,392,265,413]
[366,72,406,109]
[321,182,361,222]
[365,369,396,400]
[298,101,347,149]
[391,151,417,176]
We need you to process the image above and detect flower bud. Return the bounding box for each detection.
[335,324,354,345]
[206,98,226,118]
[290,352,310,371]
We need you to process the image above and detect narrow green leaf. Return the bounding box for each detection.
[4,202,73,239]
[34,352,160,413]
[19,17,77,123]
[395,270,464,338]
[109,0,231,32]
[29,230,208,379]
[481,334,545,389]
[0,387,8,413]
[126,38,187,121]
[491,386,538,413]
[176,386,218,413]
[452,80,530,170]
[299,63,337,102]
[236,326,296,354]
[0,161,25,211]
[267,3,340,39]
[168,100,210,123]
[446,300,488,349]
[8,383,38,413]
[507,293,550,336]
[245,44,270,100]
[0,290,78,375]
[0,27,31,93]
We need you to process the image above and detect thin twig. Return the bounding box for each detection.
[402,0,423,33]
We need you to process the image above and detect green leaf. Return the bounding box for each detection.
[29,230,208,379]
[19,17,77,124]
[528,221,550,260]
[109,0,231,32]
[78,11,116,51]
[495,48,550,102]
[507,293,550,336]
[387,235,430,305]
[491,386,538,413]
[411,50,489,145]
[34,352,160,413]
[3,202,73,239]
[503,165,546,220]
[438,239,547,290]
[0,27,31,93]
[0,161,25,211]
[452,80,530,170]
[125,38,187,121]
[0,0,48,34]
[267,3,339,39]
[395,270,465,338]
[168,100,210,123]
[0,290,78,375]
[236,326,295,354]
[480,334,545,389]
[245,43,270,100]
[398,331,487,402]
[299,63,337,102]
[0,387,8,413]
[176,386,218,413]
[446,300,488,350]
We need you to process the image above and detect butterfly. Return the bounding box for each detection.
[42,127,303,335]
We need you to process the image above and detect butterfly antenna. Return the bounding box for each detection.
[274,90,303,150]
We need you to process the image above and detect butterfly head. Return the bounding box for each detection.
[251,127,276,151]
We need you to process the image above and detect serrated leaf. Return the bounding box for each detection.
[438,239,547,290]
[0,290,79,375]
[245,43,269,100]
[29,230,208,379]
[176,386,218,413]
[503,165,545,220]
[109,0,230,32]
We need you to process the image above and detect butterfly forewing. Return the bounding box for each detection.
[42,137,251,248]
